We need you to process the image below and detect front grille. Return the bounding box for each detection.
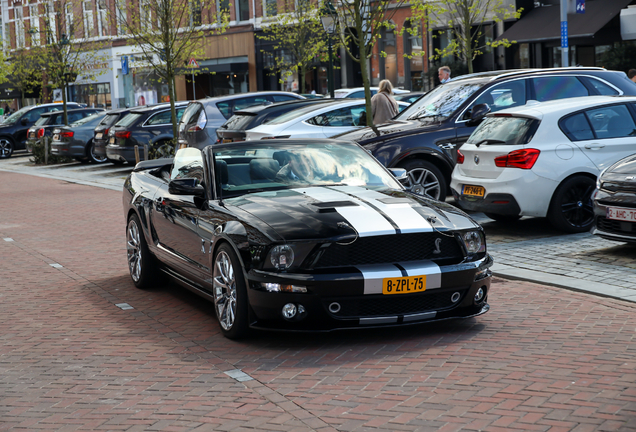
[314,233,464,268]
[323,289,467,318]
[596,216,636,237]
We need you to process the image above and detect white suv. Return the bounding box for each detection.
[451,95,636,233]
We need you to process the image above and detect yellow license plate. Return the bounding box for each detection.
[110,136,115,144]
[382,275,426,295]
[222,138,232,143]
[53,134,59,141]
[462,184,485,197]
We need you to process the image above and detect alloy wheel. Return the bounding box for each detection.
[404,167,442,200]
[0,138,13,158]
[213,250,237,331]
[126,219,142,282]
[89,143,107,163]
[559,182,594,229]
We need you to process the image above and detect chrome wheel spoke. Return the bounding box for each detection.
[213,250,237,331]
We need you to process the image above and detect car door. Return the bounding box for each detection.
[150,148,208,283]
[561,103,636,171]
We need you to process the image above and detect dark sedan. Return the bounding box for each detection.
[106,102,188,164]
[25,108,103,153]
[123,139,493,339]
[93,107,132,159]
[50,111,109,163]
[592,154,636,242]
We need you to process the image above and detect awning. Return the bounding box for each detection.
[496,0,634,43]
[0,82,23,99]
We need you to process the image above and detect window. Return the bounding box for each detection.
[24,108,46,123]
[236,0,249,21]
[145,107,186,125]
[97,0,108,36]
[65,4,73,39]
[264,0,277,16]
[139,0,151,31]
[45,3,57,43]
[190,0,202,26]
[468,116,539,146]
[532,76,588,102]
[83,0,94,38]
[308,106,362,127]
[560,113,594,141]
[29,5,40,45]
[15,7,25,48]
[586,105,636,139]
[116,0,127,35]
[271,95,297,102]
[217,0,230,22]
[580,77,620,96]
[463,80,527,120]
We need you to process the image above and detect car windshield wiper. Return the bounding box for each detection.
[473,139,507,147]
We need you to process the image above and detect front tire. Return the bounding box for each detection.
[547,175,595,233]
[126,214,158,288]
[398,159,447,201]
[87,140,107,163]
[0,137,14,159]
[212,243,249,339]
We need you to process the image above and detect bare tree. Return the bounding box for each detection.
[113,0,230,143]
[412,0,522,74]
[325,0,408,127]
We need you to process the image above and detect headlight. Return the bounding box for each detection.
[462,231,485,254]
[270,245,294,270]
[596,167,608,189]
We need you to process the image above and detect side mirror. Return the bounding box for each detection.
[467,103,491,126]
[389,168,408,185]
[20,117,28,125]
[168,178,205,196]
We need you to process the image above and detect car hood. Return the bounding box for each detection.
[605,154,636,176]
[333,118,445,144]
[225,185,479,243]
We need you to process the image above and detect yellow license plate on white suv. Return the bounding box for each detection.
[462,184,485,197]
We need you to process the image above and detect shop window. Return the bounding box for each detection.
[70,83,112,109]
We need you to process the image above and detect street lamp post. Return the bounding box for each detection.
[320,2,336,98]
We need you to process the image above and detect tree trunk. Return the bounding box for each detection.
[356,1,374,128]
[62,81,68,125]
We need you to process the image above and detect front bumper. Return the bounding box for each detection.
[244,254,493,331]
[592,189,636,243]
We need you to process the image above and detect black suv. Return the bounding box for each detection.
[93,107,133,159]
[0,102,80,158]
[336,67,636,200]
[26,108,103,152]
[106,102,188,164]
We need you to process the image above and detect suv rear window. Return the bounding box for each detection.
[99,113,121,127]
[467,116,539,146]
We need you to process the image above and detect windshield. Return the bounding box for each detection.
[2,106,31,125]
[398,81,484,121]
[70,112,105,127]
[214,142,402,197]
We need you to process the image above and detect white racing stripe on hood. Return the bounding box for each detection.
[293,187,395,237]
[356,264,403,295]
[329,186,433,233]
[400,261,442,289]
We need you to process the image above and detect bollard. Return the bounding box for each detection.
[134,145,140,164]
[144,144,148,161]
[44,136,48,165]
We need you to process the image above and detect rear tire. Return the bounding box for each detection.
[87,140,107,163]
[398,159,447,201]
[0,137,14,159]
[126,214,158,288]
[547,175,595,233]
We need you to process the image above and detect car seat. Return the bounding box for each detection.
[250,159,280,183]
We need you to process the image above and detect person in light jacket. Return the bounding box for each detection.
[371,79,399,126]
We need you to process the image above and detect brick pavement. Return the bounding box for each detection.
[1,171,636,431]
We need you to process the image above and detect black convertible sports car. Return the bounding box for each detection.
[123,139,493,339]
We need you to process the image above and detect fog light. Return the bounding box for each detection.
[328,302,341,313]
[451,292,461,303]
[282,303,297,319]
[474,287,485,303]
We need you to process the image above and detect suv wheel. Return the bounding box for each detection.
[398,159,446,201]
[0,137,14,159]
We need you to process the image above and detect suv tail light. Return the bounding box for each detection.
[103,128,109,135]
[37,128,45,138]
[457,150,465,164]
[115,130,131,139]
[60,131,74,138]
[494,149,540,169]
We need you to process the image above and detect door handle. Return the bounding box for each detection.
[584,143,605,150]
